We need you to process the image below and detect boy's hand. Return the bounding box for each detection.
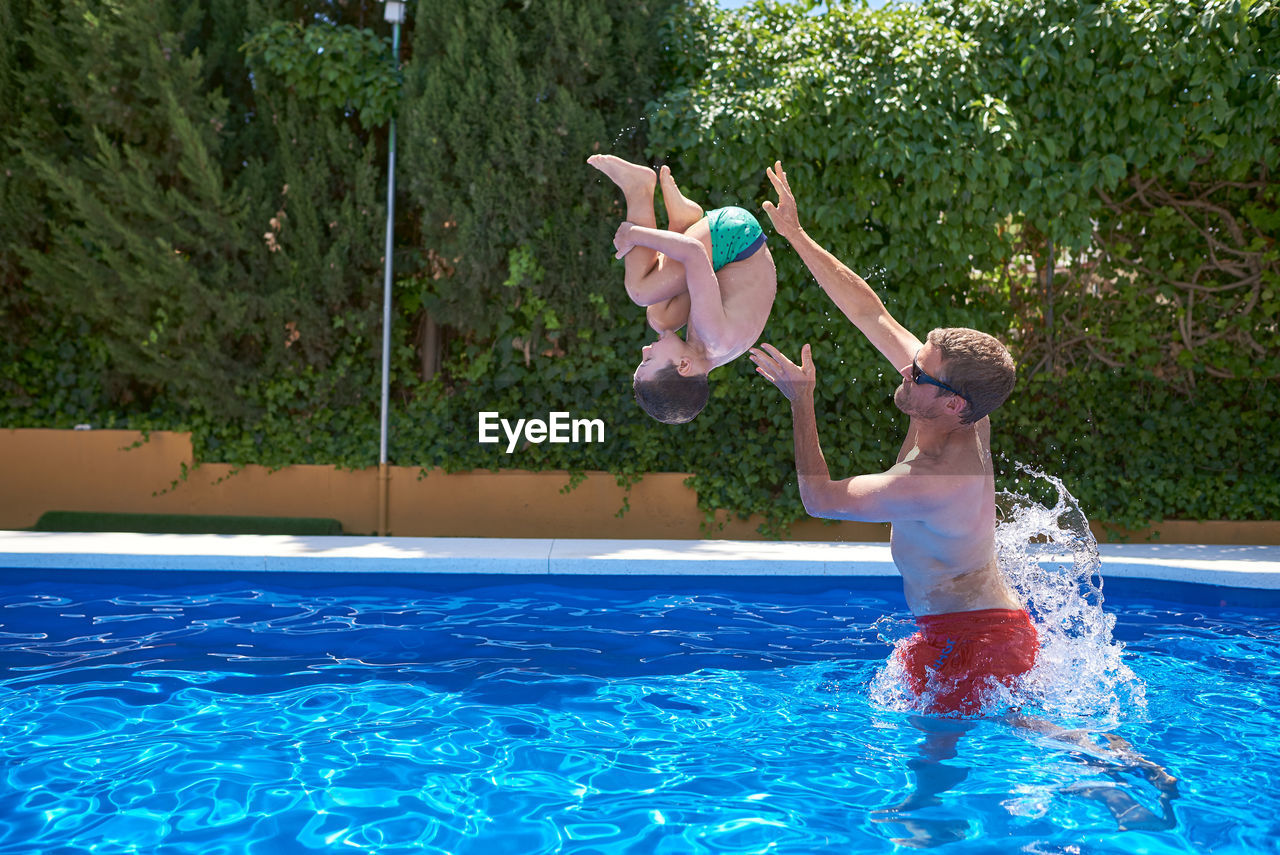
[613,221,637,259]
[762,161,803,240]
[749,342,815,402]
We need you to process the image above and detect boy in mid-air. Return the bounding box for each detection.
[588,155,776,424]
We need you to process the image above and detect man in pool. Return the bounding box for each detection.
[588,154,777,424]
[749,161,1033,716]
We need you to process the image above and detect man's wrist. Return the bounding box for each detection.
[789,388,816,408]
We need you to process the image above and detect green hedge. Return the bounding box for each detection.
[3,0,1277,534]
[632,0,1280,530]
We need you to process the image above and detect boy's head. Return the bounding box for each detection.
[632,331,709,424]
[633,365,709,424]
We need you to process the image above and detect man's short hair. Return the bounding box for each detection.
[633,364,709,424]
[927,327,1016,424]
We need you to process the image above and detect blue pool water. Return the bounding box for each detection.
[1,570,1277,854]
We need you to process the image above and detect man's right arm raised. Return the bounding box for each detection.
[762,161,921,371]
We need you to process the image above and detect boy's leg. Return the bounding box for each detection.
[659,165,704,234]
[589,155,690,306]
[588,155,661,283]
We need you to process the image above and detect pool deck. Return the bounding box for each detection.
[2,531,1278,590]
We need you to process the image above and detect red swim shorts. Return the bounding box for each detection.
[896,608,1039,715]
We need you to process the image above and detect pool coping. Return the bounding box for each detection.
[2,531,1279,590]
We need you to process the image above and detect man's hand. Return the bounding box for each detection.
[749,342,815,402]
[762,161,803,240]
[613,221,637,259]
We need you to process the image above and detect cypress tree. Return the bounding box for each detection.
[400,0,679,347]
[8,0,391,417]
[12,0,262,410]
[0,0,63,414]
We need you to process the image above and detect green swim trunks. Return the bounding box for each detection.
[706,206,767,272]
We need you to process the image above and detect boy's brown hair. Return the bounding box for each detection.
[633,365,709,424]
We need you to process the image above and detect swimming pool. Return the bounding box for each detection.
[2,563,1277,854]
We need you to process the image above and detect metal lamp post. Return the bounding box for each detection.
[378,0,405,537]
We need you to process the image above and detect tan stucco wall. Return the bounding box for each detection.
[3,429,1277,543]
[0,429,888,539]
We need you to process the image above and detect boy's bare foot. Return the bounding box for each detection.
[659,165,704,233]
[588,154,657,200]
[589,154,658,256]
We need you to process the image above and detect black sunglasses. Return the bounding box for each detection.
[911,354,971,403]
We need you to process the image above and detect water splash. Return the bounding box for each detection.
[610,116,648,149]
[994,463,1145,725]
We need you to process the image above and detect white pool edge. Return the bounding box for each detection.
[2,531,1279,589]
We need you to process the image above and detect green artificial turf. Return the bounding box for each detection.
[31,511,343,536]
